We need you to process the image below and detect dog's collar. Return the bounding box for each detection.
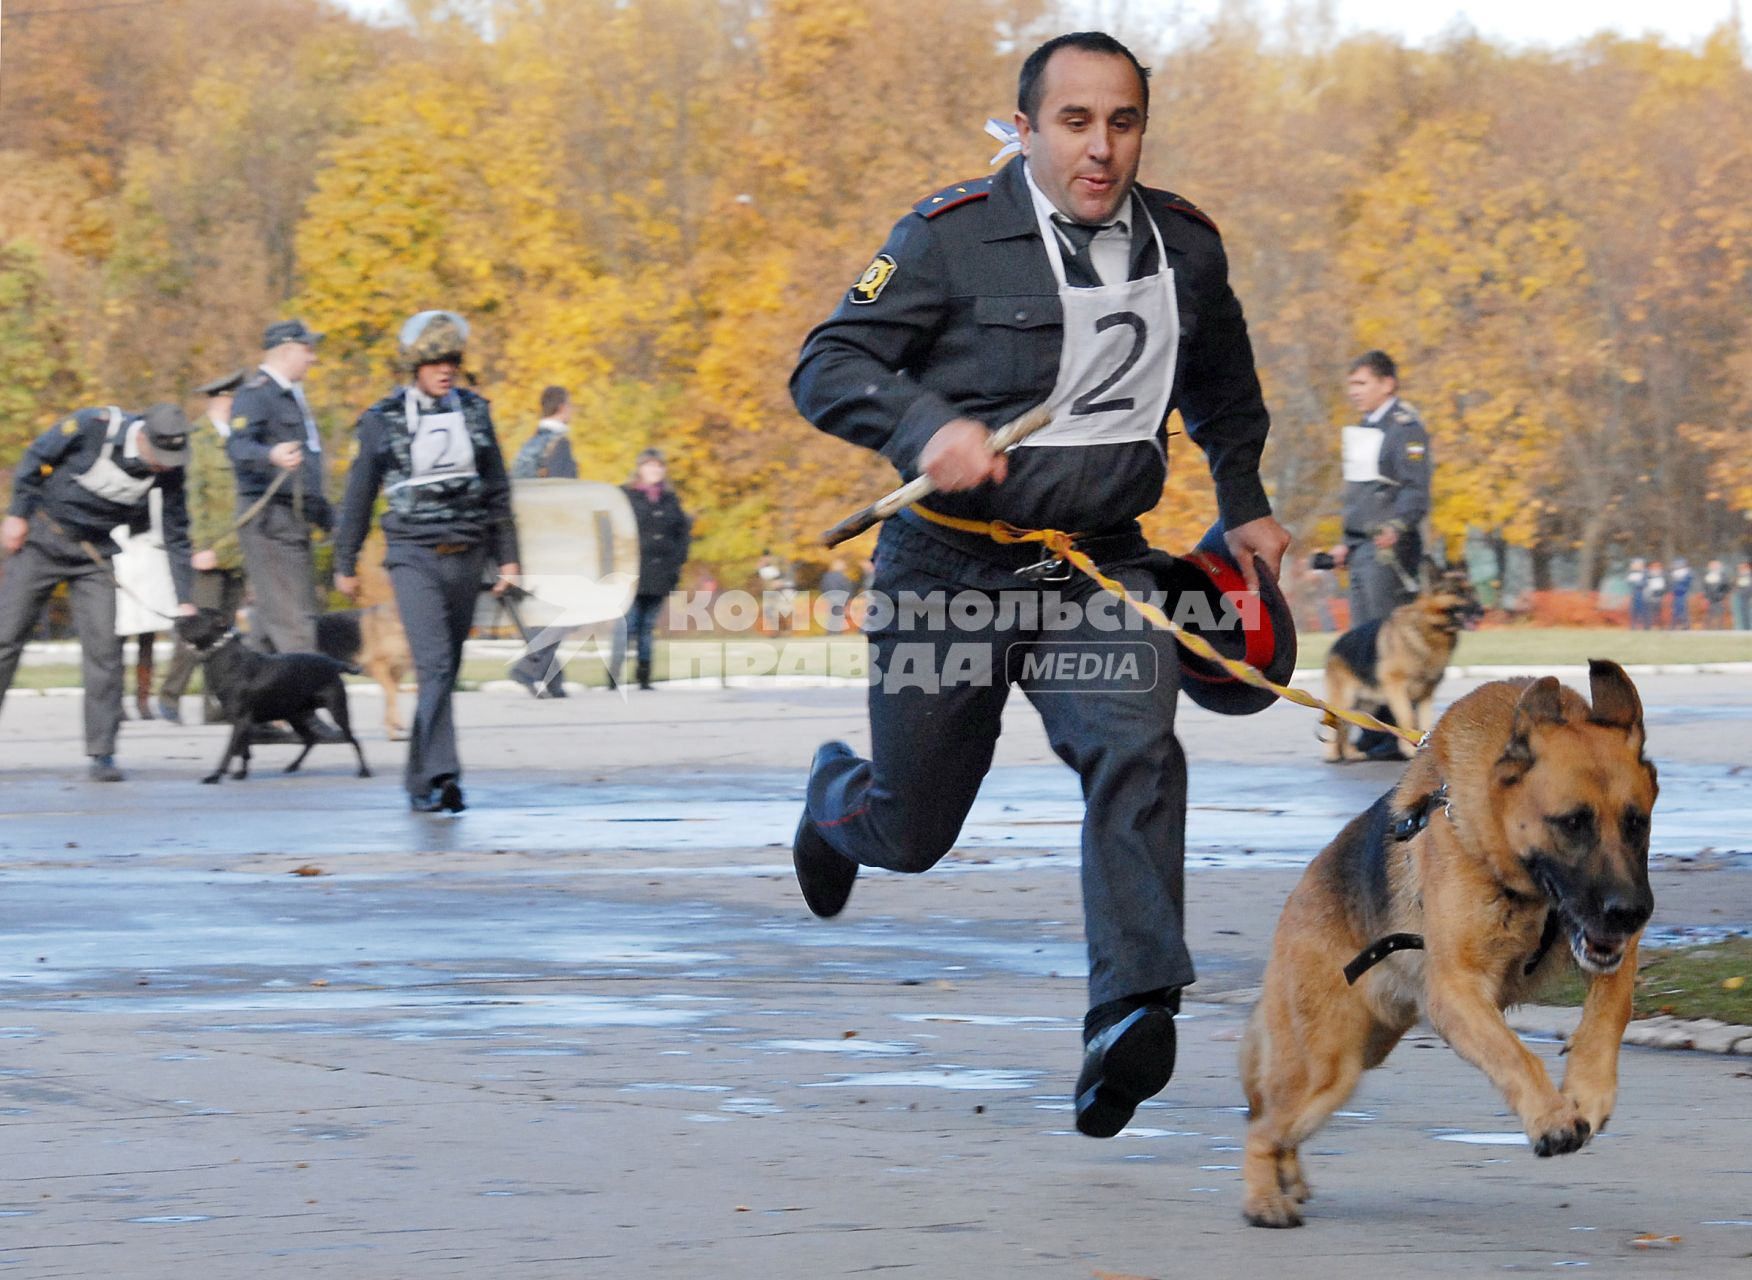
[1390,781,1450,842]
[195,627,243,653]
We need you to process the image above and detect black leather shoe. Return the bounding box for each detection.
[438,778,466,813]
[1363,739,1407,762]
[1073,1004,1177,1138]
[793,743,858,917]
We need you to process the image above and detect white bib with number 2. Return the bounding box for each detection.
[394,389,478,490]
[1016,191,1179,449]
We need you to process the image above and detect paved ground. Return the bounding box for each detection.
[0,671,1749,1277]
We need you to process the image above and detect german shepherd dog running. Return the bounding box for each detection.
[1240,661,1657,1227]
[1324,568,1481,763]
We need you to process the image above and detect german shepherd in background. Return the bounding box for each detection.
[1240,661,1657,1228]
[1324,567,1481,762]
[317,605,413,741]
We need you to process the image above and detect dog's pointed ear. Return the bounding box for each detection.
[1587,657,1645,741]
[1497,676,1565,783]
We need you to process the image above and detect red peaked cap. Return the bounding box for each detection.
[1138,522,1297,716]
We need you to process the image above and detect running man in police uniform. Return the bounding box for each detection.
[228,319,331,655]
[332,311,521,813]
[0,404,196,779]
[1332,350,1431,627]
[789,32,1291,1138]
[158,369,252,723]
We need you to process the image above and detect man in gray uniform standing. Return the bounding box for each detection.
[228,319,331,654]
[1333,349,1431,626]
[0,404,196,779]
[332,311,521,813]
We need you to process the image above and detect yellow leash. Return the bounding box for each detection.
[908,504,1421,747]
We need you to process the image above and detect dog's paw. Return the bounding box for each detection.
[1243,1191,1304,1229]
[358,766,373,778]
[1565,1089,1615,1138]
[200,774,221,785]
[1529,1104,1593,1157]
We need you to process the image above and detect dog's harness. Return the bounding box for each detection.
[1342,782,1561,985]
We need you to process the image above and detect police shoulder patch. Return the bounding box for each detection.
[60,418,79,435]
[1404,442,1427,460]
[1150,188,1221,236]
[913,177,993,219]
[849,253,898,305]
[232,415,249,431]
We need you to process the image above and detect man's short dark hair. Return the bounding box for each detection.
[1018,32,1151,126]
[1350,350,1398,382]
[540,385,568,417]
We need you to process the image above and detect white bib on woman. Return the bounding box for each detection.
[1016,190,1180,449]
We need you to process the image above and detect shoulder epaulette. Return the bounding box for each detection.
[241,373,269,390]
[1149,189,1221,236]
[914,177,994,218]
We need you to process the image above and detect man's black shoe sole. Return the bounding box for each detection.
[793,809,856,917]
[793,743,858,918]
[1074,1006,1177,1138]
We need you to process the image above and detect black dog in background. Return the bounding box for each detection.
[175,610,371,784]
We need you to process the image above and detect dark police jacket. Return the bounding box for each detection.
[331,385,520,578]
[1341,398,1432,540]
[8,408,194,601]
[791,157,1273,550]
[623,484,692,597]
[227,369,332,531]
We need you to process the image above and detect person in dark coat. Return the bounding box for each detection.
[616,448,691,690]
[0,404,196,779]
[332,310,521,813]
[787,32,1290,1139]
[228,319,331,655]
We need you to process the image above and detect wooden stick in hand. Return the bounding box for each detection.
[820,404,1054,547]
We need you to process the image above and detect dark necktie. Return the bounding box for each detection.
[1053,218,1107,288]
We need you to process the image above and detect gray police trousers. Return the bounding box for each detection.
[0,524,126,756]
[386,540,487,797]
[804,519,1192,1009]
[1345,534,1420,627]
[237,501,318,653]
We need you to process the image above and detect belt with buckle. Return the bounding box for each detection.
[433,542,472,556]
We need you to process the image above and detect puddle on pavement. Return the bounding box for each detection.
[892,1013,1069,1027]
[1643,924,1752,948]
[620,1083,731,1093]
[807,1068,1036,1091]
[147,992,715,1037]
[1434,1132,1525,1145]
[759,1038,918,1056]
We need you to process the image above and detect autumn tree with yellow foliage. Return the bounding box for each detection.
[2,1,1748,591]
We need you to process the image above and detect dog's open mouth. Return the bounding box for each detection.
[1567,923,1628,975]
